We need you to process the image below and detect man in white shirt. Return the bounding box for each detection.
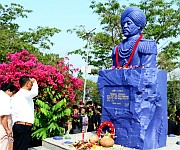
[12,76,38,150]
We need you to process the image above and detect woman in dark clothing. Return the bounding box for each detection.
[70,105,82,134]
[87,106,97,132]
[96,106,102,129]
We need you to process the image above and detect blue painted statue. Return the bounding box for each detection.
[98,6,167,150]
[112,7,157,68]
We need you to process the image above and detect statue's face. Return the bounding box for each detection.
[121,17,140,37]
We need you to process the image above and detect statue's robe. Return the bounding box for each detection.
[112,39,157,68]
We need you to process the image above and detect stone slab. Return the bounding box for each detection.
[42,132,94,150]
[28,146,50,150]
[40,133,180,150]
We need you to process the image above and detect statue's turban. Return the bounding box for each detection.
[121,7,146,29]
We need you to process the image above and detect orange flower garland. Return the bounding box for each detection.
[97,121,115,138]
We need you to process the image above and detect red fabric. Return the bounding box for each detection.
[115,45,121,68]
[115,34,143,68]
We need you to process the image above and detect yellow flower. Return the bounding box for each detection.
[92,145,96,148]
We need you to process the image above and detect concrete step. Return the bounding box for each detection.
[42,138,73,150]
[42,132,94,150]
[29,135,180,150]
[28,146,50,150]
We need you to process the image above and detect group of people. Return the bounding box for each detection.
[69,101,102,134]
[70,101,180,137]
[0,76,38,150]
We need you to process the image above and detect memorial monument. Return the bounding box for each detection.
[98,7,167,149]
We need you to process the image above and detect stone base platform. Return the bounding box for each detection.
[29,133,180,150]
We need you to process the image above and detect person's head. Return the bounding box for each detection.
[19,76,33,90]
[1,82,18,97]
[79,100,84,107]
[97,107,102,115]
[120,7,146,37]
[73,105,79,115]
[97,103,101,109]
[89,106,94,113]
[80,107,86,115]
[86,101,93,108]
[94,102,98,109]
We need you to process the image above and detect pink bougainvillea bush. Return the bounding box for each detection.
[0,49,84,139]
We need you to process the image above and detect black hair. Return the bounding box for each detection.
[97,107,102,113]
[1,82,18,93]
[89,106,94,111]
[168,109,170,116]
[94,102,98,108]
[19,76,30,88]
[73,105,79,110]
[86,101,92,106]
[97,103,102,107]
[80,107,86,111]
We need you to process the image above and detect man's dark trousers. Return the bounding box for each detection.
[13,124,32,150]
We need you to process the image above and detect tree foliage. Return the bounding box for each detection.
[85,79,101,103]
[136,0,180,72]
[157,41,180,72]
[0,3,61,65]
[168,74,180,116]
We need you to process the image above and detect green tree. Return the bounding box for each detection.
[0,3,61,65]
[157,41,180,72]
[137,0,180,72]
[168,74,180,117]
[85,79,101,103]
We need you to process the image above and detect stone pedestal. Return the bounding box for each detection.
[98,68,167,149]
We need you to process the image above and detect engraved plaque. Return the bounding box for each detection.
[104,86,130,110]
